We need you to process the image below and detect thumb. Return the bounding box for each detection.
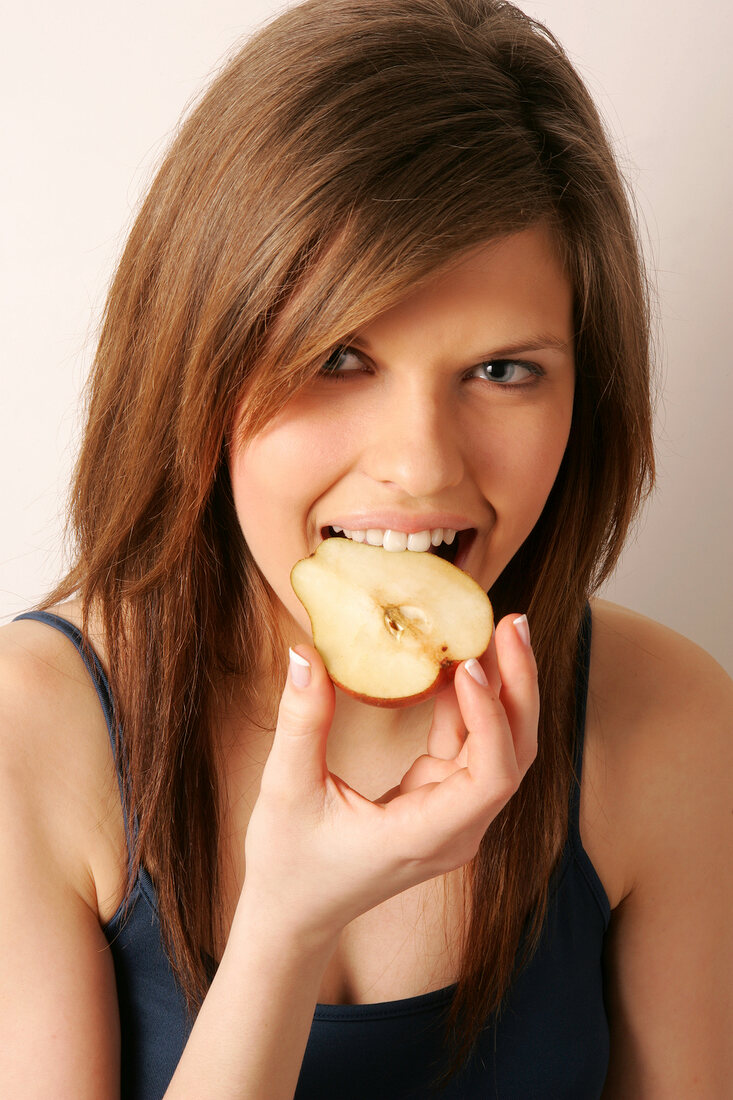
[267,644,336,788]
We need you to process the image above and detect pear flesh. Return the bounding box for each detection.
[290,537,493,707]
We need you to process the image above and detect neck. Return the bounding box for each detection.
[218,597,437,799]
[218,658,435,806]
[325,688,435,802]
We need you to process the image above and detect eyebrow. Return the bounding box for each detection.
[475,335,573,358]
[348,333,573,360]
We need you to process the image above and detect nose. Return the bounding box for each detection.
[360,380,465,497]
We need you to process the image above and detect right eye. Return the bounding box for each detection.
[319,346,368,380]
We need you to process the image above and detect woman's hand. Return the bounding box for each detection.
[237,614,538,947]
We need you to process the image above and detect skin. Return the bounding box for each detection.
[231,226,575,630]
[228,224,575,762]
[0,224,730,1096]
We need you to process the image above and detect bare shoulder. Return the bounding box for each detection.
[0,604,125,918]
[588,597,731,722]
[585,600,733,1095]
[0,606,125,1090]
[584,598,732,894]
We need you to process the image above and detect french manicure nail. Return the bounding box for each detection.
[289,647,311,688]
[464,658,489,687]
[513,614,531,648]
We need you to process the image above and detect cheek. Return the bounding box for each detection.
[477,401,573,530]
[228,408,355,636]
[528,411,573,492]
[228,405,350,547]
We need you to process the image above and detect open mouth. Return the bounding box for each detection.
[320,527,476,569]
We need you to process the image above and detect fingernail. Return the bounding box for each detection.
[464,658,488,687]
[288,647,311,688]
[513,614,531,648]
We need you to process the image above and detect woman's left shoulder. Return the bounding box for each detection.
[587,596,732,734]
[584,600,733,1094]
[582,597,732,903]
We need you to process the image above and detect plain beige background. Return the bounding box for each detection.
[1,0,731,674]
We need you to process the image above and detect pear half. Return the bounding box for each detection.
[290,537,493,707]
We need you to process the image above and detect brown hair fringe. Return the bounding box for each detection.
[43,0,655,1082]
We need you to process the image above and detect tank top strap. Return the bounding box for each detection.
[13,610,138,872]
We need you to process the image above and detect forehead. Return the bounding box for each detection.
[353,225,573,355]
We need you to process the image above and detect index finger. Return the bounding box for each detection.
[426,632,501,761]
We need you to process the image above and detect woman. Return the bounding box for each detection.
[1,0,730,1096]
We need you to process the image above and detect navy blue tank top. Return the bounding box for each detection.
[15,607,609,1098]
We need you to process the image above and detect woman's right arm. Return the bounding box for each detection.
[0,626,336,1100]
[0,627,122,1096]
[0,624,339,1100]
[0,615,537,1099]
[167,618,538,1098]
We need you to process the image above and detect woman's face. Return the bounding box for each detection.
[229,225,575,640]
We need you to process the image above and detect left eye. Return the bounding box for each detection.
[470,359,540,385]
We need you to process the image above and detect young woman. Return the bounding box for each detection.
[1,1,730,1096]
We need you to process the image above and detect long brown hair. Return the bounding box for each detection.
[45,0,654,1077]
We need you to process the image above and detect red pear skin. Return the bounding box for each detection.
[329,663,459,709]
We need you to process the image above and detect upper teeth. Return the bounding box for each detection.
[330,526,457,552]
